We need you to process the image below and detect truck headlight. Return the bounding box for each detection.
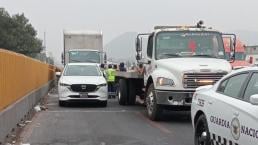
[156,77,174,86]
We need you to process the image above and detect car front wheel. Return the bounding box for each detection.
[194,114,211,145]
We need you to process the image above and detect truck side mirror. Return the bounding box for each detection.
[249,56,254,64]
[223,33,237,62]
[230,52,235,60]
[136,37,142,52]
[136,52,142,60]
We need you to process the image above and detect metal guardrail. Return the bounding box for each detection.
[0,49,56,111]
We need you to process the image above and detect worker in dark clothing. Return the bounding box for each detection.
[119,62,127,72]
[113,64,118,71]
[137,63,145,75]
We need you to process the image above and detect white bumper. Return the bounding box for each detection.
[58,86,108,101]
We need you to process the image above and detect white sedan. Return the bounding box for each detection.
[57,63,108,107]
[191,67,258,145]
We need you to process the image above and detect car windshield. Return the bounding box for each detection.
[63,65,101,76]
[69,51,100,63]
[155,32,225,59]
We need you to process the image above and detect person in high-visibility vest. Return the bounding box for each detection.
[106,64,116,98]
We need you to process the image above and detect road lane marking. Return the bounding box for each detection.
[136,112,172,134]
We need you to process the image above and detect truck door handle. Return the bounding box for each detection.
[233,112,239,116]
[208,101,213,105]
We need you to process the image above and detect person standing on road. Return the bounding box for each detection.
[106,64,116,98]
[137,63,145,75]
[119,62,127,72]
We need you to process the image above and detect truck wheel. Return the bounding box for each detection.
[128,81,136,105]
[146,84,162,121]
[118,79,127,105]
[194,114,211,145]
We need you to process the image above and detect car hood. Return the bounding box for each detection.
[60,76,106,85]
[156,58,232,74]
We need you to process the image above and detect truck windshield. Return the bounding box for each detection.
[69,51,100,63]
[155,32,225,59]
[64,65,101,76]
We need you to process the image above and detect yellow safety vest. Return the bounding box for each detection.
[106,68,115,82]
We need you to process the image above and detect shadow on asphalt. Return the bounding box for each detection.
[141,110,191,123]
[161,111,191,122]
[59,102,106,108]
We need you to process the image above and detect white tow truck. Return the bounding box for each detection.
[116,22,237,121]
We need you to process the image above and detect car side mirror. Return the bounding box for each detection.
[56,72,61,77]
[250,94,258,105]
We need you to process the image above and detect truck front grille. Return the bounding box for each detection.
[71,84,97,92]
[183,73,226,89]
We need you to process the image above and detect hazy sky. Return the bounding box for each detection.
[1,0,257,64]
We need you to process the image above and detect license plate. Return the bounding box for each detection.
[80,93,88,98]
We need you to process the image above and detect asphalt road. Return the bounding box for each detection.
[18,91,194,145]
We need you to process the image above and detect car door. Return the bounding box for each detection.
[206,72,250,144]
[237,72,258,145]
[144,34,155,86]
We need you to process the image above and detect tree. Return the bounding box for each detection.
[0,8,42,57]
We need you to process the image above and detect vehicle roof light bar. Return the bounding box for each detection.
[154,20,206,30]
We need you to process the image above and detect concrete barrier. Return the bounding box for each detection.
[0,81,53,144]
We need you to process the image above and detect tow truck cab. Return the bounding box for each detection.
[116,22,236,120]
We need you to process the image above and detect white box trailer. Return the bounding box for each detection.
[63,30,104,65]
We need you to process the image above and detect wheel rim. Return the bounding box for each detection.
[196,121,208,145]
[146,91,154,116]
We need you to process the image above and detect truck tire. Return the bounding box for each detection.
[146,84,162,121]
[118,79,127,105]
[128,80,136,105]
[194,114,211,145]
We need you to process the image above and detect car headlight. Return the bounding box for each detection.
[96,83,107,89]
[59,83,70,87]
[156,77,174,86]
